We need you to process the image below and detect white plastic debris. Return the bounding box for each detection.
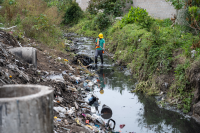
[88,82,94,87]
[91,106,96,114]
[59,112,66,118]
[0,25,17,30]
[53,106,66,114]
[191,50,196,58]
[57,57,61,60]
[66,107,75,115]
[71,76,81,81]
[115,17,123,20]
[57,96,63,103]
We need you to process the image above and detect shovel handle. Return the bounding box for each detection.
[99,46,114,61]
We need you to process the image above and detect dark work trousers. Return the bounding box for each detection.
[95,49,103,64]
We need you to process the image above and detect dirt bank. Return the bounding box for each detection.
[0,30,110,133]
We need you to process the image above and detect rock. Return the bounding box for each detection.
[193,101,200,116]
[193,89,200,103]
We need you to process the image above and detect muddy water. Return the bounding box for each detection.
[71,36,200,133]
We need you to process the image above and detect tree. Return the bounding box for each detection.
[166,0,200,34]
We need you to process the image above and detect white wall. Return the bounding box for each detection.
[132,0,177,19]
[77,0,177,19]
[76,0,90,11]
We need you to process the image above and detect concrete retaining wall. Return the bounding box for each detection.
[132,0,177,19]
[76,0,90,11]
[77,0,177,19]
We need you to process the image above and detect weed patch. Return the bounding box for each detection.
[69,5,200,113]
[0,0,64,47]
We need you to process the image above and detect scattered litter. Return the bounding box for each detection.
[53,107,66,114]
[59,112,66,118]
[86,125,93,129]
[75,118,81,125]
[120,124,125,129]
[57,57,61,60]
[66,108,75,115]
[0,31,118,133]
[61,127,70,131]
[86,120,89,124]
[64,119,69,125]
[72,54,94,66]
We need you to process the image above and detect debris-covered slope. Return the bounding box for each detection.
[0,30,113,133]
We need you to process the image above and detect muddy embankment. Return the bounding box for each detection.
[0,30,114,133]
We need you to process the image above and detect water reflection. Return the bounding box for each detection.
[73,36,200,133]
[96,66,106,89]
[93,55,200,132]
[137,93,200,133]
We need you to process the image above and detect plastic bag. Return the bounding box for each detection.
[59,112,66,118]
[53,107,66,114]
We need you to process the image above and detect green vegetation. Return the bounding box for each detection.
[87,0,132,17]
[1,0,200,114]
[69,4,200,113]
[63,1,83,25]
[120,7,154,29]
[0,0,83,50]
[0,0,64,49]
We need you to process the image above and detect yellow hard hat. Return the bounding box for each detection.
[100,89,104,94]
[99,33,103,39]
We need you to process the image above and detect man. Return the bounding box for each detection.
[95,33,105,65]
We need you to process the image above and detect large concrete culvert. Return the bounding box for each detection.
[0,85,54,133]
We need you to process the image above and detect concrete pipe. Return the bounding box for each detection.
[0,85,54,133]
[9,47,37,68]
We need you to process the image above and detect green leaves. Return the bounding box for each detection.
[63,1,83,25]
[121,7,154,30]
[165,0,184,10]
[87,0,131,17]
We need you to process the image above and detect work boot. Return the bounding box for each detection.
[95,57,97,64]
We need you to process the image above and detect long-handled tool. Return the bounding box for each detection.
[98,46,114,62]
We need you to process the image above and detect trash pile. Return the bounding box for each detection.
[0,30,116,133]
[53,74,116,133]
[0,40,37,86]
[0,30,19,47]
[72,54,94,66]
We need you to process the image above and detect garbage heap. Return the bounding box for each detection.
[53,70,115,133]
[0,31,115,133]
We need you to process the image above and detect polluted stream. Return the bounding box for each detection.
[54,35,200,133]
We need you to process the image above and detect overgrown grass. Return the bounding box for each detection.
[69,7,200,113]
[0,0,65,47]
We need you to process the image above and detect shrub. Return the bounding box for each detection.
[93,13,114,31]
[46,0,72,12]
[0,0,4,4]
[63,1,83,25]
[121,7,154,29]
[87,0,132,17]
